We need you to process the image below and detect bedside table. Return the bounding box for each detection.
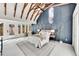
[49,32,56,40]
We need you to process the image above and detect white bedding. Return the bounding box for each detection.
[26,30,50,48]
[26,35,41,47]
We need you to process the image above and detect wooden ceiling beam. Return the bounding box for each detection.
[14,3,17,17]
[30,10,36,20]
[26,3,33,20]
[44,3,54,10]
[44,3,69,10]
[30,3,41,11]
[4,3,7,15]
[29,4,41,20]
[37,6,44,11]
[20,3,27,18]
[30,3,36,10]
[33,11,40,21]
[33,10,43,22]
[26,3,44,20]
[53,3,69,7]
[29,3,48,21]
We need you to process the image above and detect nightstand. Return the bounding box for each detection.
[49,31,56,40]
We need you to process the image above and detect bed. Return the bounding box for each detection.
[26,30,51,48]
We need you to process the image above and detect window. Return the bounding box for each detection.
[26,25,27,33]
[9,24,15,35]
[18,25,21,34]
[22,25,25,33]
[0,23,3,36]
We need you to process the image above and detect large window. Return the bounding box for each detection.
[9,24,15,35]
[26,25,27,33]
[0,23,3,36]
[22,25,25,33]
[18,25,21,34]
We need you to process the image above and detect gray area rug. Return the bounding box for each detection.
[17,41,55,56]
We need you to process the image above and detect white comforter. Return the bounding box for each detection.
[26,35,41,47]
[26,30,50,48]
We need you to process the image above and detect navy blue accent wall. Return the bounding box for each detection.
[32,10,50,32]
[32,3,76,44]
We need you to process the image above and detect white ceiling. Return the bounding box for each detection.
[0,3,5,17]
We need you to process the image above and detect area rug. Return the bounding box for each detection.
[17,41,55,56]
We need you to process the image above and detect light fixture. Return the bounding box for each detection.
[51,30,55,33]
[37,29,40,32]
[48,7,54,24]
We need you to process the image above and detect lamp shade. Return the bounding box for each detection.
[37,29,40,32]
[51,30,55,33]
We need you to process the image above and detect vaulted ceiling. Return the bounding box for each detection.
[0,3,69,24]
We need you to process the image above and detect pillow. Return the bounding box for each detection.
[39,30,47,39]
[35,34,43,41]
[26,36,41,48]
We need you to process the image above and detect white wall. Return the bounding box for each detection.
[0,19,28,40]
[73,4,79,56]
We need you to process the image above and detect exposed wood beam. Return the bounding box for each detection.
[29,3,38,10]
[30,3,36,10]
[34,14,40,21]
[30,10,36,20]
[14,3,17,17]
[37,5,44,11]
[38,3,45,9]
[27,10,35,20]
[4,3,7,15]
[28,3,47,21]
[33,10,43,22]
[20,3,27,18]
[26,3,33,20]
[33,11,40,21]
[53,3,69,7]
[31,3,40,10]
[30,4,40,20]
[26,3,41,20]
[44,3,69,10]
[29,4,42,20]
[44,4,54,10]
[25,3,48,20]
